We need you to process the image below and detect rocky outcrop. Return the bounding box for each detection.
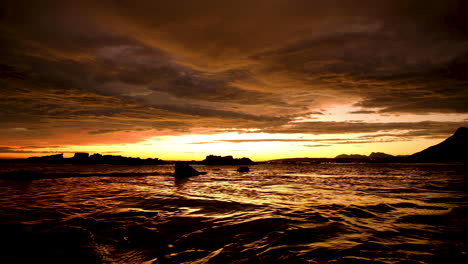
[202,155,256,165]
[26,153,64,163]
[174,162,206,178]
[237,166,250,172]
[22,153,168,165]
[73,153,89,160]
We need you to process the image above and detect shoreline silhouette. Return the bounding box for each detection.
[0,127,466,168]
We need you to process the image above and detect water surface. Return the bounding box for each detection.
[1,163,467,263]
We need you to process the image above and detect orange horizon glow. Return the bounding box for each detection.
[2,103,467,161]
[0,129,454,161]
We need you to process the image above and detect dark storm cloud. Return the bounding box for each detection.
[91,45,290,106]
[1,0,467,148]
[187,120,468,145]
[0,54,287,139]
[260,121,468,135]
[248,0,468,113]
[88,129,126,135]
[0,146,68,154]
[190,138,388,146]
[189,139,322,144]
[0,147,35,154]
[218,139,320,143]
[349,110,377,114]
[0,146,119,155]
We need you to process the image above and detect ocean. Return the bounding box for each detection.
[0,163,467,263]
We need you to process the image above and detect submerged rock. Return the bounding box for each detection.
[174,162,206,178]
[237,166,250,172]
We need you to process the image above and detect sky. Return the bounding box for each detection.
[1,0,467,161]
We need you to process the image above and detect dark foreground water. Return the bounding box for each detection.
[0,163,467,264]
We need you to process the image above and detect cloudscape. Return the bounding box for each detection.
[1,0,467,160]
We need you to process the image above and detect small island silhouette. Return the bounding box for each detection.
[200,155,256,165]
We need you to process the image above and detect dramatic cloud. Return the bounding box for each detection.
[259,121,468,135]
[0,147,36,154]
[1,0,467,157]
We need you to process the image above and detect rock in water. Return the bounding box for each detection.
[174,162,206,178]
[237,166,250,172]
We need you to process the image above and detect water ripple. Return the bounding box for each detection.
[0,163,467,263]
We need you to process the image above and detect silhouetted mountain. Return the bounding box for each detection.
[201,155,256,165]
[409,127,468,163]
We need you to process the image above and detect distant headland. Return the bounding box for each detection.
[269,152,406,164]
[271,127,468,164]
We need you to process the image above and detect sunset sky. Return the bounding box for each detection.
[1,0,467,160]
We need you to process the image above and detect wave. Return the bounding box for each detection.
[0,170,167,181]
[1,163,467,263]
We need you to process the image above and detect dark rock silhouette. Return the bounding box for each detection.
[26,153,64,163]
[409,127,468,163]
[237,166,250,172]
[73,152,89,159]
[18,153,169,165]
[174,162,206,178]
[202,155,256,165]
[73,152,89,161]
